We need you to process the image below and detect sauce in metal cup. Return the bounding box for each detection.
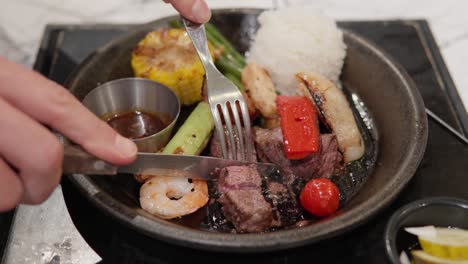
[82,78,181,153]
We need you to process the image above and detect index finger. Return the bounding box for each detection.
[0,57,137,165]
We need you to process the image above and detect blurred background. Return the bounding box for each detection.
[1,0,467,108]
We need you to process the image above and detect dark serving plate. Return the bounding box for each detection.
[64,9,427,252]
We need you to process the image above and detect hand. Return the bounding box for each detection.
[0,56,137,211]
[164,0,211,23]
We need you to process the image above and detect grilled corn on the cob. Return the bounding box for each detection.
[131,28,214,106]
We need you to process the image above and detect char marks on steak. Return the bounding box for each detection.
[265,182,303,227]
[254,127,342,181]
[214,165,302,233]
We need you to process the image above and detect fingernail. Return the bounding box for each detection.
[192,0,211,23]
[115,135,137,158]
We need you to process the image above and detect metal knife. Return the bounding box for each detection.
[62,145,279,181]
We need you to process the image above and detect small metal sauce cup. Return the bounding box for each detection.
[82,78,180,153]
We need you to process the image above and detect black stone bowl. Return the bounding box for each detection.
[384,197,468,263]
[64,9,428,252]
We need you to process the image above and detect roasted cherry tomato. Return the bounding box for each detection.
[300,178,340,217]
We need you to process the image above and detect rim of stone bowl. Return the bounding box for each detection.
[64,8,428,252]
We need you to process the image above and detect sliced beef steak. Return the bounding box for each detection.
[210,128,257,161]
[215,165,302,232]
[254,127,342,180]
[217,165,272,232]
[315,134,343,179]
[217,166,262,194]
[218,189,273,233]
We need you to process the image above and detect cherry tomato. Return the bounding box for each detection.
[300,178,340,217]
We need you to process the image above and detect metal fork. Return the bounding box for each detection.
[182,17,253,161]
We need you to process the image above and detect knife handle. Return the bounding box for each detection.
[63,144,118,175]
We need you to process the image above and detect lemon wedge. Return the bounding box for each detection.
[405,226,468,260]
[411,250,468,264]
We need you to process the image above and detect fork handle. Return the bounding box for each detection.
[182,17,219,77]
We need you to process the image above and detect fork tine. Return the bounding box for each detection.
[230,100,245,161]
[211,104,229,159]
[183,20,254,161]
[239,100,253,161]
[220,102,237,160]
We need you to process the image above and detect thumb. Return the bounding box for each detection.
[166,0,211,23]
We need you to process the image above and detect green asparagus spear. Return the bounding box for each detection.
[163,102,214,155]
[205,31,244,68]
[225,72,245,92]
[205,23,246,66]
[215,56,242,79]
[169,20,183,28]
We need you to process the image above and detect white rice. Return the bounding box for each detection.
[247,7,346,95]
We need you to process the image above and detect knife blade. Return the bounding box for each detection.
[62,145,279,181]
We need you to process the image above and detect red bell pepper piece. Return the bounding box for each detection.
[276,96,320,160]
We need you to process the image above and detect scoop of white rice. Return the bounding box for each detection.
[248,7,346,95]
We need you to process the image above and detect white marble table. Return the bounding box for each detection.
[1,0,467,263]
[1,0,467,107]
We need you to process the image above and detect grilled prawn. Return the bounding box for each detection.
[241,62,278,119]
[140,176,209,219]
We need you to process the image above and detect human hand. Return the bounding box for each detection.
[0,56,137,211]
[164,0,211,23]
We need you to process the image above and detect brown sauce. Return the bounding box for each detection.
[104,110,169,139]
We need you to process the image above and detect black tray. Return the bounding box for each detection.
[1,19,467,264]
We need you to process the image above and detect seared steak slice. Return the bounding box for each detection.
[209,131,224,158]
[253,127,287,166]
[210,128,257,161]
[214,165,303,232]
[254,127,342,180]
[314,134,343,179]
[218,189,273,232]
[216,165,274,232]
[217,166,262,194]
